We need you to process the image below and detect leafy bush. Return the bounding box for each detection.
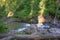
[0,0,60,22]
[0,20,7,33]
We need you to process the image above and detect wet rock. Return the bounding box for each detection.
[49,28,60,33]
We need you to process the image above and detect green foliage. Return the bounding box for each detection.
[44,0,60,20]
[56,10,60,20]
[45,0,56,14]
[0,5,6,18]
[13,0,31,20]
[13,0,40,20]
[0,0,60,21]
[32,0,40,16]
[0,20,7,33]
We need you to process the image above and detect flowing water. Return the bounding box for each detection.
[4,18,60,34]
[5,22,51,34]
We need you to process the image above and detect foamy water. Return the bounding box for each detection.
[17,23,50,32]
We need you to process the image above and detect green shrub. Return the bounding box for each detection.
[0,20,7,33]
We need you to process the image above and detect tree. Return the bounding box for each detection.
[38,0,47,24]
[0,0,60,24]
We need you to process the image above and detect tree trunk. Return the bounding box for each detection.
[38,0,46,24]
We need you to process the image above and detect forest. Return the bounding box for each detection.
[0,0,60,40]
